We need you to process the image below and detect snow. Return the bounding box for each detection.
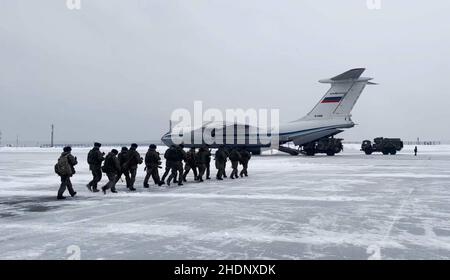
[0,145,450,259]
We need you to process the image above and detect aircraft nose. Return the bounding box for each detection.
[161,132,173,147]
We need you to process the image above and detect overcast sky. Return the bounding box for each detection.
[1,0,450,144]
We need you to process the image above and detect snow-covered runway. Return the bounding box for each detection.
[1,145,449,259]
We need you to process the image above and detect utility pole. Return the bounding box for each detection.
[0,130,2,146]
[16,135,19,147]
[51,124,54,147]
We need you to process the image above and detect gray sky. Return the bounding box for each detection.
[1,0,450,144]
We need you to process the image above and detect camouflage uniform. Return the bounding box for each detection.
[57,149,78,199]
[101,150,121,193]
[144,145,163,187]
[167,145,184,186]
[214,147,228,180]
[183,148,198,181]
[196,147,210,182]
[87,144,104,192]
[239,149,251,177]
[161,148,173,183]
[116,147,131,187]
[126,144,143,190]
[228,148,241,179]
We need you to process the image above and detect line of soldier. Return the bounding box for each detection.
[54,142,251,199]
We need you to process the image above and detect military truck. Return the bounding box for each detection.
[361,137,403,155]
[302,137,343,156]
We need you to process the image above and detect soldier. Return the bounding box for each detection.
[204,147,212,180]
[101,149,120,194]
[116,147,131,187]
[87,142,105,192]
[229,148,241,179]
[161,146,174,183]
[144,144,164,188]
[215,146,228,180]
[168,144,185,186]
[239,149,251,177]
[183,147,198,182]
[414,146,418,156]
[126,143,143,191]
[55,146,78,200]
[196,146,209,182]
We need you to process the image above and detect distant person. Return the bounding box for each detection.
[215,146,228,180]
[239,149,251,177]
[228,148,242,179]
[414,146,418,156]
[183,147,198,182]
[54,146,78,200]
[126,143,143,191]
[116,147,131,187]
[101,149,120,194]
[87,142,105,192]
[144,144,164,188]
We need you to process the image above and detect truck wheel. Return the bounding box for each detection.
[390,150,397,155]
[306,150,315,156]
[326,150,335,156]
[382,150,389,155]
[364,150,373,155]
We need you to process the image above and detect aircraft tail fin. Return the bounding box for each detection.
[299,68,374,121]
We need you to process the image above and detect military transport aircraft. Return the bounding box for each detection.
[161,68,375,155]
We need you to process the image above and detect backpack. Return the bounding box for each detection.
[166,148,177,161]
[145,152,152,166]
[215,150,225,162]
[102,155,112,173]
[87,150,96,165]
[186,152,194,163]
[164,149,170,160]
[121,161,129,172]
[55,155,71,176]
